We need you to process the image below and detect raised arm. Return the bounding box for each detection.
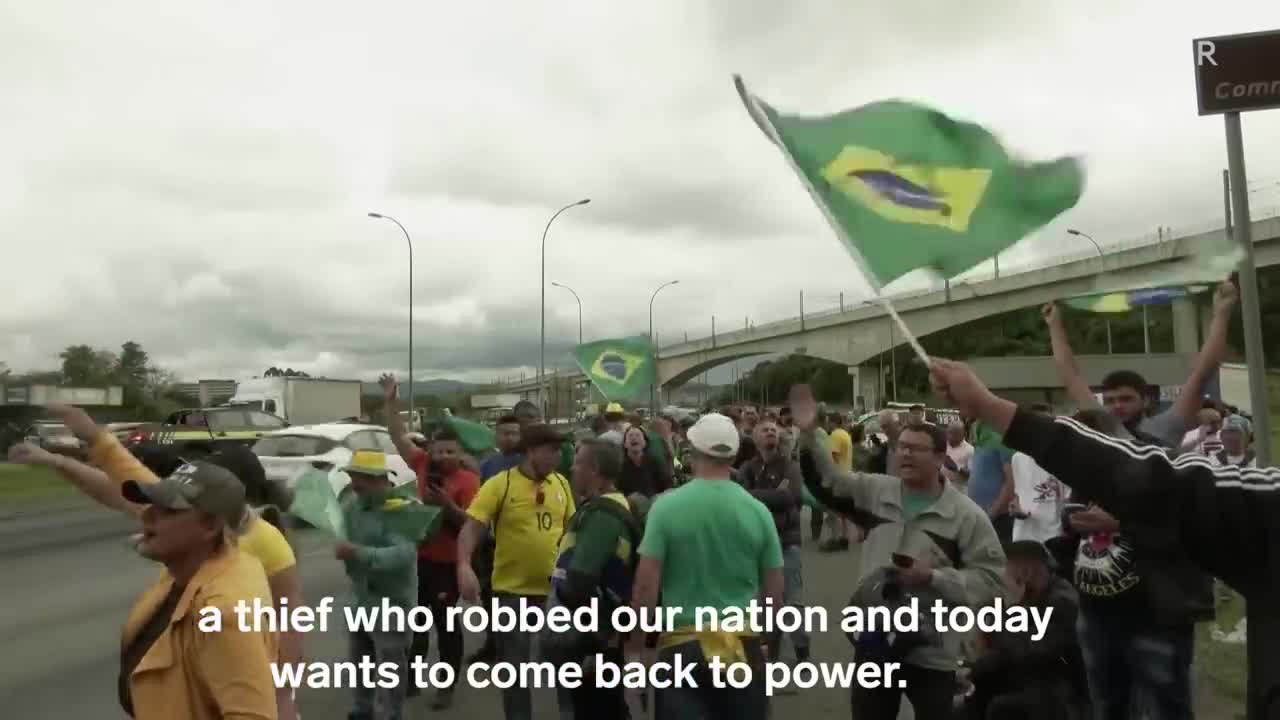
[931,358,1269,595]
[7,443,138,515]
[379,373,420,461]
[1170,282,1237,426]
[795,427,883,509]
[1042,303,1101,410]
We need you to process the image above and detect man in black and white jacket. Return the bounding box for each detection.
[928,357,1280,720]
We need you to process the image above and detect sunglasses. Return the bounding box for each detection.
[535,487,545,506]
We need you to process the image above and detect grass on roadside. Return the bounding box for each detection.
[1196,588,1248,710]
[0,463,73,502]
[1192,377,1279,715]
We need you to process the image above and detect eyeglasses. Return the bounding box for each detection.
[896,442,937,455]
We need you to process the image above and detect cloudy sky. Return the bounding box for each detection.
[3,1,1279,386]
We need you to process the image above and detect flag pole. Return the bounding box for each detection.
[735,74,930,368]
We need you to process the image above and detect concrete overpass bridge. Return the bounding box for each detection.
[504,215,1280,410]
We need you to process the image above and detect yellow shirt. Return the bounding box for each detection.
[830,428,855,472]
[89,434,297,577]
[123,545,278,720]
[467,466,575,596]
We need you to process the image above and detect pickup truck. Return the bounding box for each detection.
[123,407,289,456]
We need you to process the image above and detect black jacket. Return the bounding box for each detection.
[737,453,804,548]
[1003,409,1277,720]
[619,453,671,498]
[972,576,1085,693]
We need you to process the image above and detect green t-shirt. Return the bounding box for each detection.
[637,477,783,630]
[901,490,938,522]
[971,420,1011,454]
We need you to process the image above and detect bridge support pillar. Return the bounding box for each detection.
[855,362,883,414]
[1172,297,1199,354]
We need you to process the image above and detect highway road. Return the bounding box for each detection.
[0,499,1241,719]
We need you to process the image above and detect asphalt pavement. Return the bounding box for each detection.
[0,503,1240,719]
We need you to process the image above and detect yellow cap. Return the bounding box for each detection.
[345,449,389,477]
[605,402,625,415]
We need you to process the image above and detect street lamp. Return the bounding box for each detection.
[1067,228,1116,355]
[540,199,591,417]
[551,282,583,345]
[368,212,415,428]
[649,280,680,411]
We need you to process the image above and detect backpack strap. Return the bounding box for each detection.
[491,469,515,531]
[592,496,642,562]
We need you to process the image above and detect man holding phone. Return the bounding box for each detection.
[791,385,1005,720]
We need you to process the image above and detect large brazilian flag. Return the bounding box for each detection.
[572,335,656,402]
[734,76,1085,291]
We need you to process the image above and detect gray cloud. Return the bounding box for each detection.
[3,0,1278,388]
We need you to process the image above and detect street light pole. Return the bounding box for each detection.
[540,199,590,418]
[649,280,680,411]
[1068,229,1113,354]
[368,212,415,428]
[551,282,583,345]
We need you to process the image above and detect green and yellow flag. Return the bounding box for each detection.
[572,335,655,401]
[1065,285,1212,314]
[735,75,1085,290]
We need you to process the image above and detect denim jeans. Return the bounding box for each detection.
[349,628,410,720]
[766,545,810,662]
[1077,609,1194,720]
[654,638,767,720]
[493,593,574,720]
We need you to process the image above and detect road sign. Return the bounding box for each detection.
[1192,29,1280,115]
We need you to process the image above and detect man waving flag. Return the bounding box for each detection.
[734,75,1085,291]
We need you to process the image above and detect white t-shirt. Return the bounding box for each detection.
[944,441,974,486]
[1180,428,1224,457]
[1010,452,1066,543]
[1213,452,1257,469]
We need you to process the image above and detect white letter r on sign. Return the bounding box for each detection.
[1197,40,1218,66]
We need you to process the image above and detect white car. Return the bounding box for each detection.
[251,423,417,502]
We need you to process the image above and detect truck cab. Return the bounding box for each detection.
[228,378,285,417]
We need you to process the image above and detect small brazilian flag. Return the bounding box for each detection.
[1065,285,1211,314]
[572,335,656,401]
[735,75,1085,290]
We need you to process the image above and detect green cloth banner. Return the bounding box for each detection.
[735,75,1084,291]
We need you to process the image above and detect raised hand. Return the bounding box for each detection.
[378,373,399,403]
[45,404,101,443]
[1214,280,1239,315]
[928,359,994,417]
[788,384,819,432]
[8,442,58,467]
[1041,302,1061,327]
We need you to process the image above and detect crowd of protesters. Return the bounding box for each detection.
[11,279,1280,720]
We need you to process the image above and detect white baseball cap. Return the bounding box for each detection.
[687,413,740,459]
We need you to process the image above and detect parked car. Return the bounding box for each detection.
[106,422,146,442]
[24,422,85,459]
[251,423,416,503]
[853,404,961,447]
[124,407,288,458]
